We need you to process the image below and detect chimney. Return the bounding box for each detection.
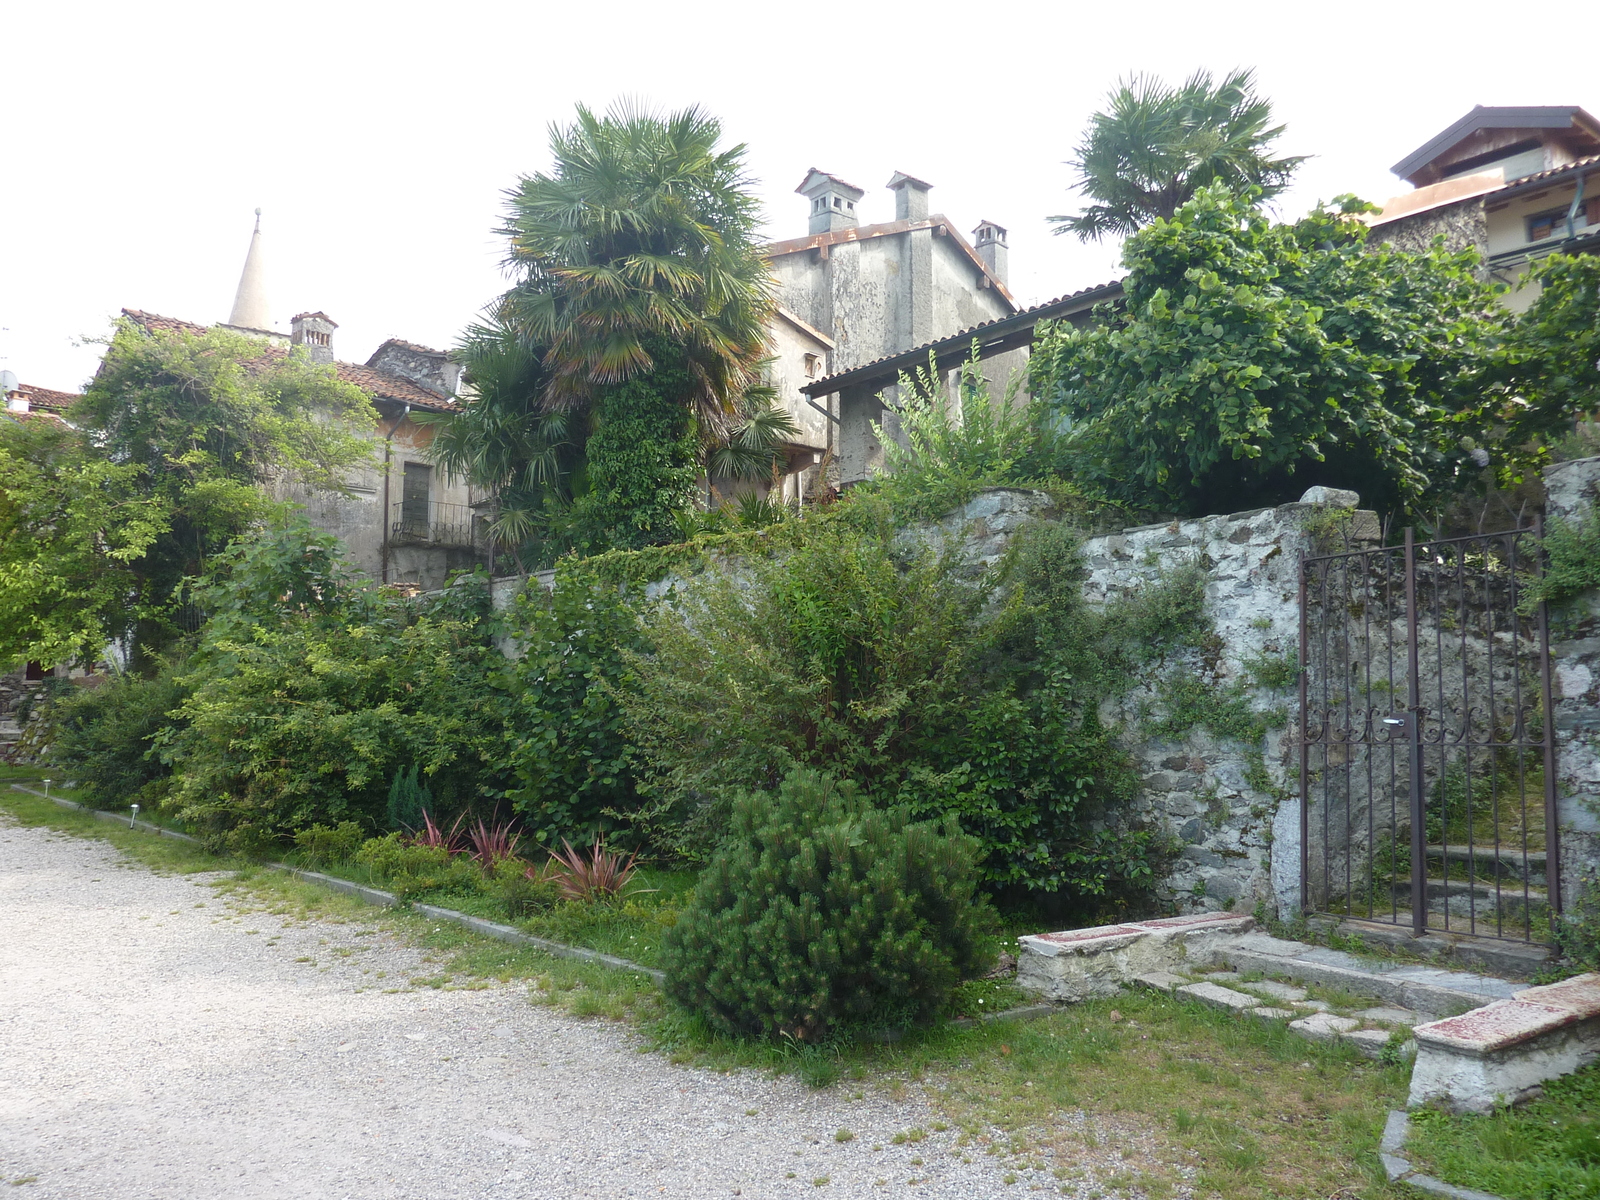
[1,371,21,413]
[887,171,933,221]
[972,220,1009,286]
[796,168,864,236]
[291,312,338,364]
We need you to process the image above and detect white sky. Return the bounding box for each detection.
[2,0,1592,393]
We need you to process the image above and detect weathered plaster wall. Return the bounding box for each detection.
[273,412,477,591]
[1544,456,1600,906]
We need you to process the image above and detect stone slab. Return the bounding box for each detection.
[1380,1110,1409,1156]
[1288,1012,1360,1042]
[1131,971,1189,994]
[1225,932,1310,958]
[1177,982,1260,1012]
[1514,972,1600,1017]
[1405,1174,1511,1200]
[1415,1000,1577,1055]
[1243,980,1308,1004]
[1252,1006,1297,1020]
[1293,1000,1332,1012]
[1358,1006,1422,1026]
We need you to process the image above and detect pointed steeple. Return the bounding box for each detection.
[227,209,271,331]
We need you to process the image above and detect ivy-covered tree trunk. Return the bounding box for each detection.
[574,339,701,552]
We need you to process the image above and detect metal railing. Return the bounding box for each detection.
[388,501,483,550]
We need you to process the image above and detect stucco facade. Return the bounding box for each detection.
[763,171,1020,486]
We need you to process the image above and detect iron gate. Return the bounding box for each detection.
[1297,525,1561,943]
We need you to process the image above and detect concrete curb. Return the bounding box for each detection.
[410,902,665,984]
[1380,1110,1510,1200]
[11,784,202,843]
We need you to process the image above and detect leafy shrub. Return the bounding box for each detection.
[1555,869,1600,973]
[293,820,365,866]
[158,525,507,845]
[44,665,188,807]
[661,768,996,1040]
[621,517,1170,904]
[386,766,432,833]
[351,833,480,899]
[1521,505,1600,614]
[491,858,563,918]
[501,564,646,846]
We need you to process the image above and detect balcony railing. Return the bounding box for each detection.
[388,501,483,550]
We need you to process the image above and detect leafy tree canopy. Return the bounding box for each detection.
[1052,67,1305,242]
[1029,184,1513,516]
[0,321,376,671]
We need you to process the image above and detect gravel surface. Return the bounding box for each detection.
[0,816,1156,1199]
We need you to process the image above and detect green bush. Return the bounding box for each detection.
[44,665,188,808]
[501,564,646,847]
[621,517,1173,903]
[385,766,431,834]
[1555,869,1600,973]
[491,857,563,917]
[660,767,996,1040]
[158,526,507,845]
[293,821,366,866]
[352,833,481,898]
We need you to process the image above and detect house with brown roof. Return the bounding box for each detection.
[1,380,78,427]
[763,170,1031,487]
[1368,105,1600,311]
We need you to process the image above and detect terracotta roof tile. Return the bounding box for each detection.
[120,309,457,411]
[15,383,81,411]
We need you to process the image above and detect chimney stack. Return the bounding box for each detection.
[973,220,1009,286]
[887,171,933,221]
[796,168,864,236]
[291,312,338,365]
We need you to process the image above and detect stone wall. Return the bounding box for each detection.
[1368,196,1490,272]
[1544,456,1600,906]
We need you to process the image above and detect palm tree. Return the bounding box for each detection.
[1051,68,1305,242]
[500,101,775,433]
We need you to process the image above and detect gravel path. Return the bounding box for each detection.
[0,816,1076,1199]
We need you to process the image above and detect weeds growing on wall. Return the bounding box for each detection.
[1520,504,1600,614]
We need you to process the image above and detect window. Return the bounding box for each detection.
[803,352,821,379]
[833,197,841,209]
[401,461,430,531]
[1527,208,1569,242]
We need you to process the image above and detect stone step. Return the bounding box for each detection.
[1217,932,1520,1018]
[1328,918,1555,978]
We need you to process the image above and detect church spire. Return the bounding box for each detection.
[227,208,271,331]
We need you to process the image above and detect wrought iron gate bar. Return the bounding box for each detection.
[1295,526,1560,945]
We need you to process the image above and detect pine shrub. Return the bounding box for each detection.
[386,765,432,833]
[660,768,995,1041]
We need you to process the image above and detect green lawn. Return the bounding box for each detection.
[1405,1062,1600,1200]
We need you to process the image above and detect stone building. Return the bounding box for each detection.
[1368,105,1600,311]
[761,170,1027,487]
[109,213,482,591]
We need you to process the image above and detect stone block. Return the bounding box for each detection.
[1289,1012,1360,1043]
[1242,980,1308,1004]
[1131,971,1189,994]
[1016,913,1254,1003]
[1357,1006,1421,1026]
[1408,976,1600,1112]
[1177,982,1260,1012]
[1251,1006,1297,1021]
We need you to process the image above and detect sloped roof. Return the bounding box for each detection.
[15,383,80,411]
[1371,154,1600,229]
[119,309,457,411]
[800,278,1124,399]
[1392,105,1600,182]
[765,215,1016,307]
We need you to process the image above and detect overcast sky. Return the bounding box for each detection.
[2,0,1591,393]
